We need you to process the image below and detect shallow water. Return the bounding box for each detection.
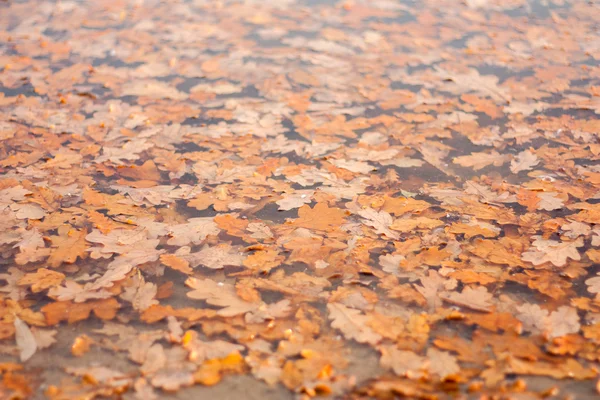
[1,0,600,398]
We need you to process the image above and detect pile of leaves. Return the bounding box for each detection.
[1,0,600,398]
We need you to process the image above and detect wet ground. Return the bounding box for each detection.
[1,0,600,398]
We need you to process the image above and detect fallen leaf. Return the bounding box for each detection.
[327,303,382,345]
[440,286,493,312]
[510,150,539,174]
[521,237,583,267]
[14,318,37,362]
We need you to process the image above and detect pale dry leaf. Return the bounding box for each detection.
[247,222,274,240]
[515,303,549,334]
[67,366,132,388]
[561,221,590,239]
[357,208,399,240]
[0,186,31,208]
[547,306,580,338]
[426,348,460,378]
[248,356,282,386]
[245,299,292,324]
[86,228,150,257]
[31,328,57,350]
[134,378,158,400]
[521,236,583,267]
[183,244,245,270]
[166,317,184,343]
[330,159,375,173]
[379,345,427,377]
[0,267,27,300]
[122,80,187,100]
[379,254,405,276]
[276,190,314,211]
[14,317,37,362]
[379,157,424,168]
[94,139,153,164]
[13,228,49,265]
[435,67,511,102]
[183,332,244,363]
[415,270,457,310]
[149,347,196,391]
[510,150,539,174]
[536,192,564,211]
[140,343,167,376]
[440,286,493,312]
[11,203,46,220]
[389,217,444,232]
[120,274,158,311]
[112,185,177,206]
[453,151,510,171]
[585,274,600,294]
[186,278,257,316]
[166,217,220,246]
[48,280,113,303]
[13,228,44,252]
[328,303,382,345]
[464,181,517,204]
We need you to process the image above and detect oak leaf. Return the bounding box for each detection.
[18,268,65,293]
[426,348,460,378]
[14,317,37,362]
[120,274,158,311]
[327,303,382,345]
[510,150,539,173]
[14,228,49,265]
[515,303,549,334]
[42,298,120,325]
[453,151,510,170]
[186,278,257,317]
[276,191,314,211]
[536,192,565,211]
[183,244,245,270]
[166,218,220,246]
[415,270,457,310]
[160,254,193,275]
[547,306,580,338]
[0,267,27,300]
[357,208,399,239]
[379,345,426,378]
[293,203,347,231]
[46,226,87,268]
[48,280,113,303]
[31,327,57,350]
[440,286,493,312]
[390,217,443,232]
[521,236,583,267]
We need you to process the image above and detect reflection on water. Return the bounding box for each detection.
[1,0,600,398]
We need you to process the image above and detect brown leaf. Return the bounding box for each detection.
[183,244,245,270]
[14,318,36,362]
[42,298,120,325]
[46,226,87,268]
[510,150,539,174]
[426,348,460,378]
[160,254,193,275]
[439,286,494,312]
[120,274,158,311]
[293,203,347,231]
[327,303,382,345]
[521,236,583,267]
[18,268,65,293]
[186,278,257,317]
[379,345,426,378]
